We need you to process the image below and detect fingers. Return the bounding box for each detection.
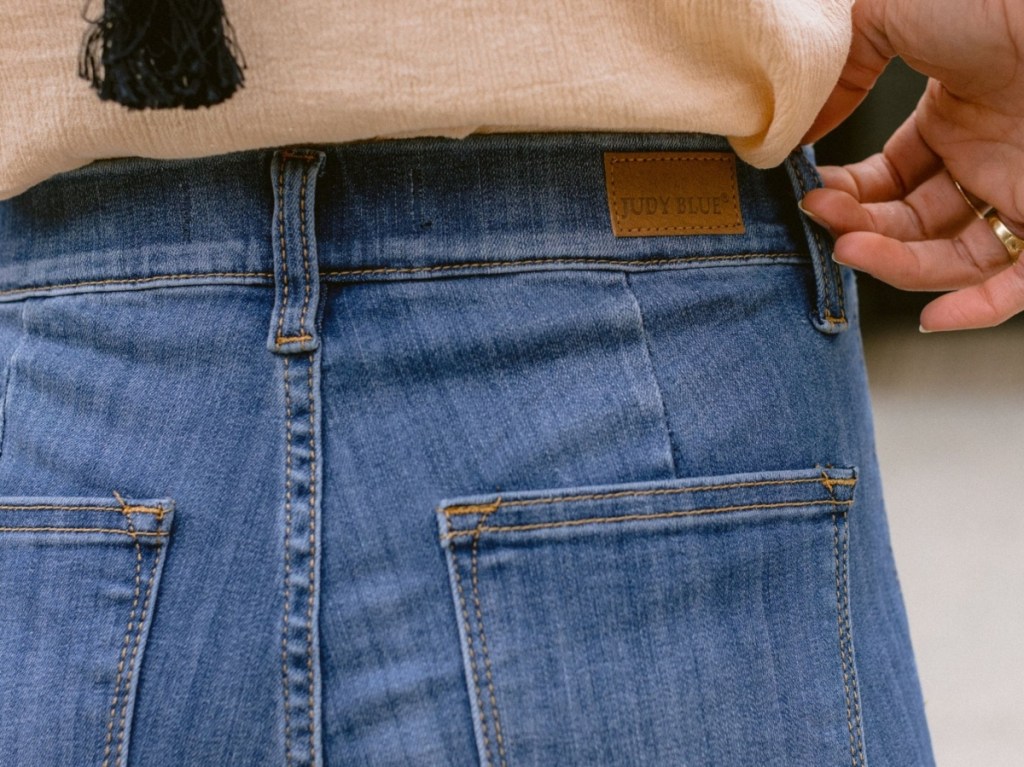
[801,0,893,144]
[920,257,1024,330]
[801,167,977,242]
[830,217,1015,292]
[816,112,943,203]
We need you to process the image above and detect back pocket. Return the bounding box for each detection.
[435,465,864,767]
[0,494,174,767]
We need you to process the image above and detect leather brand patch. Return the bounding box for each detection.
[603,152,745,237]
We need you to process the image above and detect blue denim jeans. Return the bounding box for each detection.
[0,133,934,766]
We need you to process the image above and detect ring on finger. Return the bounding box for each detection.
[984,212,1024,264]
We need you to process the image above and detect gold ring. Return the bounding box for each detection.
[985,212,1024,264]
[952,178,993,219]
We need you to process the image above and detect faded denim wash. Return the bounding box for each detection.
[0,132,934,766]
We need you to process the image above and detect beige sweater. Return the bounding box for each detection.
[0,0,853,201]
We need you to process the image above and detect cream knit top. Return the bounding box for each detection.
[0,0,853,201]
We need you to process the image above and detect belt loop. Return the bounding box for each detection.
[785,146,849,335]
[268,148,328,354]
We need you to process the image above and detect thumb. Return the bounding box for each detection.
[802,0,893,144]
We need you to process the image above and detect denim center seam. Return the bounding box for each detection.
[281,354,297,766]
[270,147,326,767]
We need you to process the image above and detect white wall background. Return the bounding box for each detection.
[865,321,1024,766]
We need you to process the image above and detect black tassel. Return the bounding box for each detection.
[78,0,246,110]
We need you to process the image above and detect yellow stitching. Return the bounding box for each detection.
[276,156,290,348]
[447,513,490,766]
[297,160,313,337]
[441,499,853,541]
[0,272,272,299]
[445,498,502,516]
[281,356,295,767]
[321,253,802,279]
[305,353,317,759]
[820,471,838,499]
[0,526,167,536]
[114,489,165,522]
[115,527,161,763]
[0,503,164,515]
[102,506,142,767]
[442,476,856,515]
[276,334,314,344]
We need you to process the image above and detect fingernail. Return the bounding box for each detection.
[796,200,834,235]
[918,324,933,334]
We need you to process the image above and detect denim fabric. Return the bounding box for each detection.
[0,133,934,766]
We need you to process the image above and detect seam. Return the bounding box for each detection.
[101,506,142,767]
[833,511,861,767]
[0,502,165,515]
[442,476,857,516]
[305,353,317,763]
[114,526,161,766]
[281,356,296,767]
[622,271,679,477]
[321,253,802,279]
[112,490,166,521]
[0,253,804,302]
[276,156,290,349]
[297,160,313,337]
[441,498,853,541]
[447,512,491,767]
[841,509,867,765]
[470,504,508,767]
[0,526,167,537]
[0,272,273,299]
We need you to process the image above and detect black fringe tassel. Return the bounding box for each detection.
[78,0,246,110]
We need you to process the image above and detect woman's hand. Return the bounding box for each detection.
[799,0,1024,331]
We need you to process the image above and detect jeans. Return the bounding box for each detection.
[0,132,934,766]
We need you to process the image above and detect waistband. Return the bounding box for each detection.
[0,132,846,333]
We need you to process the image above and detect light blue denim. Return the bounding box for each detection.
[0,132,934,766]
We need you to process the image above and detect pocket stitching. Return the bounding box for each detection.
[442,475,857,516]
[831,496,866,767]
[442,497,854,542]
[102,504,167,767]
[440,466,862,763]
[447,509,510,767]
